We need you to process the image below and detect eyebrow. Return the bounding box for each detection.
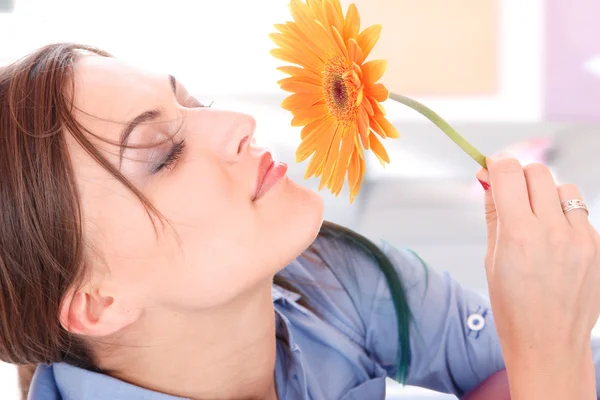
[169,74,177,95]
[118,75,178,166]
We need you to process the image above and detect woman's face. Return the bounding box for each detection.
[67,55,324,315]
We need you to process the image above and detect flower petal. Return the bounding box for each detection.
[270,32,326,63]
[356,85,364,107]
[276,22,336,60]
[271,0,394,202]
[369,114,386,138]
[330,126,355,195]
[369,133,390,165]
[289,0,320,36]
[282,92,324,111]
[314,19,343,56]
[374,112,400,138]
[331,25,349,59]
[369,96,386,116]
[352,62,363,81]
[296,117,336,162]
[277,66,322,84]
[330,0,345,24]
[289,1,340,56]
[349,154,366,203]
[273,23,289,34]
[305,143,328,179]
[278,79,321,94]
[365,82,389,102]
[300,114,328,139]
[318,126,343,191]
[357,24,382,59]
[353,133,365,159]
[362,96,374,116]
[305,120,335,179]
[362,60,388,84]
[357,106,370,149]
[348,147,360,192]
[324,0,345,38]
[291,104,328,126]
[348,39,364,65]
[270,48,321,72]
[306,0,326,21]
[343,3,360,41]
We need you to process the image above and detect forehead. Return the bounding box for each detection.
[71,55,172,142]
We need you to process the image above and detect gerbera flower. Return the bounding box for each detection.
[270,0,399,202]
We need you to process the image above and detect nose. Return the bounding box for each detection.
[195,109,255,162]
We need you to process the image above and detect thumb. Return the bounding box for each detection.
[476,168,497,273]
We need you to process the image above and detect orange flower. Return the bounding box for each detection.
[270,0,399,202]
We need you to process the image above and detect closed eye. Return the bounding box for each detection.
[152,139,186,173]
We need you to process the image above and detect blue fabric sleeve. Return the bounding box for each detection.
[294,236,505,396]
[373,242,505,396]
[285,235,600,397]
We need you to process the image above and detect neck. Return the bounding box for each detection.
[97,280,278,400]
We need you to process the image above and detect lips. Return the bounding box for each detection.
[253,150,288,201]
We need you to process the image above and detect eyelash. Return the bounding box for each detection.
[150,99,212,174]
[154,140,186,173]
[185,97,213,109]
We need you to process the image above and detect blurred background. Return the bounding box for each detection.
[1,0,599,398]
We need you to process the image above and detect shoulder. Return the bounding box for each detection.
[277,232,374,344]
[277,228,419,345]
[281,229,424,297]
[280,230,384,296]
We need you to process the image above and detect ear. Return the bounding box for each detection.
[59,284,141,337]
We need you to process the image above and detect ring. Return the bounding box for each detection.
[561,199,589,215]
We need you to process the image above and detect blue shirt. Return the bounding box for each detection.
[28,236,600,399]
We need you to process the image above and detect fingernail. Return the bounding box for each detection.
[478,179,490,191]
[488,152,513,164]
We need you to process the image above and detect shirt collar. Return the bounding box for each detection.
[30,284,303,400]
[31,363,188,400]
[271,283,302,304]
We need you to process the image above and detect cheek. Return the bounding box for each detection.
[140,162,262,305]
[82,179,155,246]
[81,183,165,292]
[151,159,255,256]
[151,159,243,223]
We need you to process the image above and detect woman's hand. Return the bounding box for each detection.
[477,155,600,399]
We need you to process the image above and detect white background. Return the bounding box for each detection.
[0,0,544,121]
[0,1,571,399]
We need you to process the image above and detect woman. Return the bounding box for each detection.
[2,43,599,399]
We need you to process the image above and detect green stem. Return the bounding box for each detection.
[388,92,487,169]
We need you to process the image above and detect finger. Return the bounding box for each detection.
[557,184,590,228]
[476,168,497,271]
[523,163,563,221]
[487,155,532,224]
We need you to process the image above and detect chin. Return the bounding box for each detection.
[265,179,324,261]
[288,179,324,226]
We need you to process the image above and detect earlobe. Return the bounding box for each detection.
[59,287,140,337]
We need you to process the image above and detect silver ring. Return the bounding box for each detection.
[561,199,589,215]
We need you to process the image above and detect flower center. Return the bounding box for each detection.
[323,56,359,125]
[331,78,347,108]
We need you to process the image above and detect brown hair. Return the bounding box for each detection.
[0,43,170,395]
[3,43,413,398]
[17,364,36,399]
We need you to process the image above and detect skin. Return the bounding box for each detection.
[55,54,600,399]
[59,55,324,399]
[479,158,600,399]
